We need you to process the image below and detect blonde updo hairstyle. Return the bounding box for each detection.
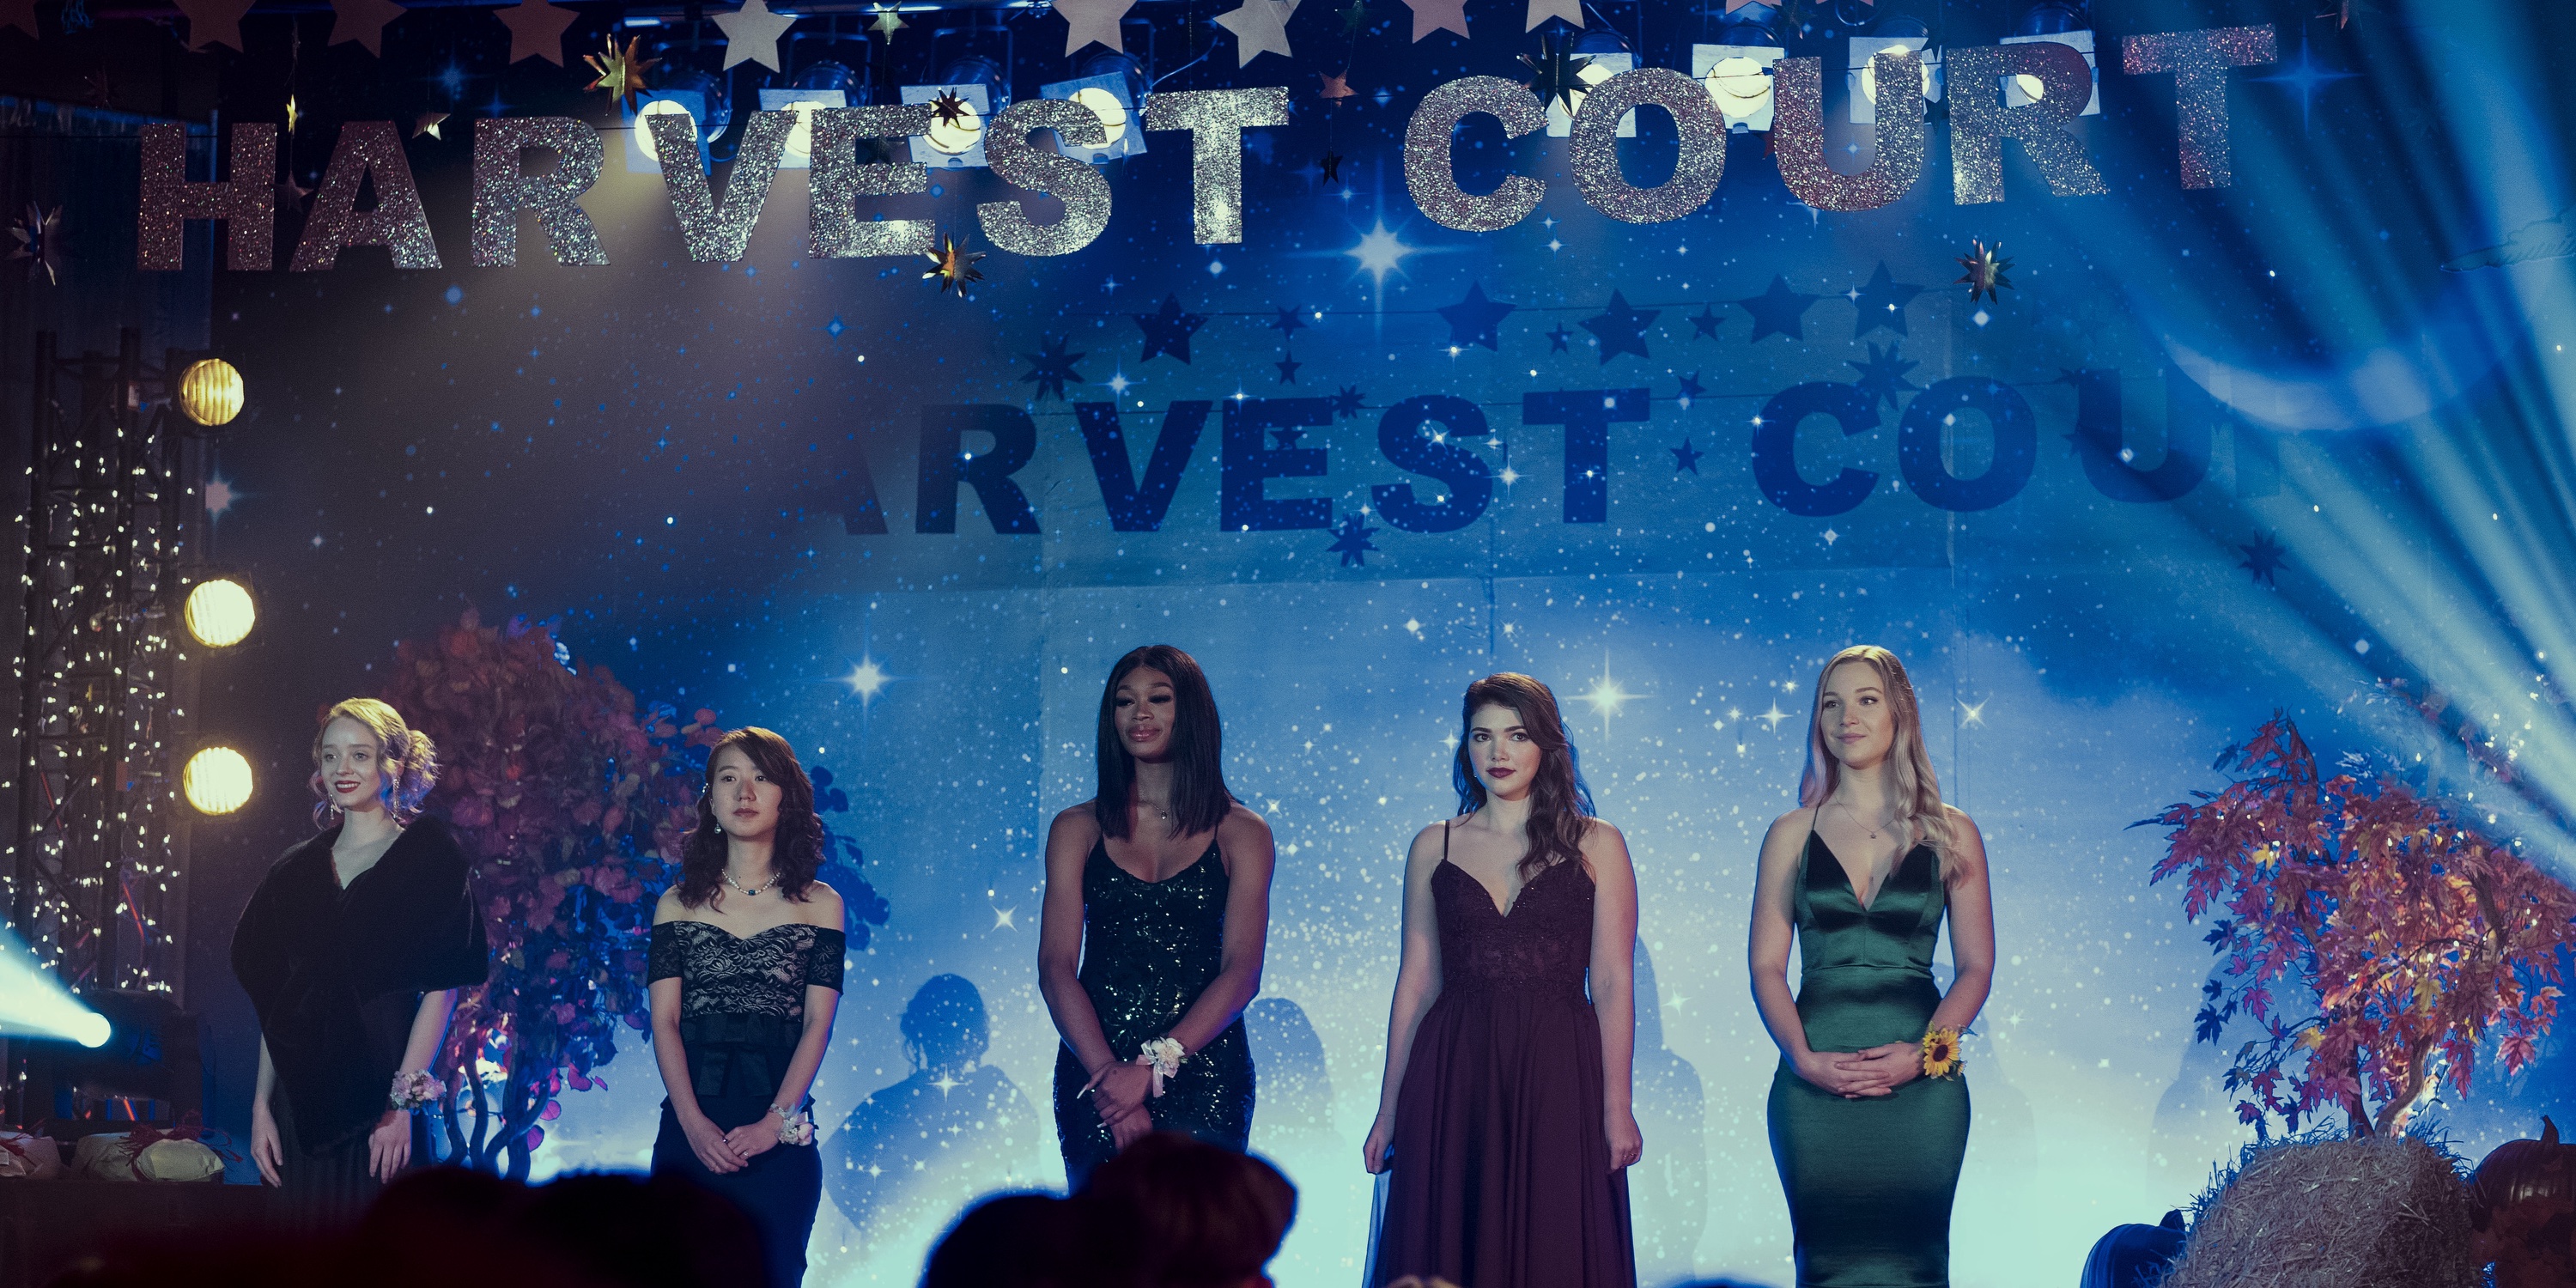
[310,697,440,828]
[1798,645,1958,882]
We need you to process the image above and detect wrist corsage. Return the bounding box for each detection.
[1919,1026,1965,1080]
[1138,1036,1188,1097]
[388,1070,447,1113]
[770,1103,815,1146]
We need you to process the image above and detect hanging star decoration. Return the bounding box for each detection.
[1847,340,1919,410]
[1056,0,1135,54]
[1437,282,1516,351]
[1340,0,1369,33]
[1215,0,1297,67]
[1320,151,1345,183]
[1955,240,2014,303]
[2239,532,2288,587]
[413,111,448,139]
[928,88,976,131]
[866,3,906,38]
[1739,275,1821,343]
[174,0,257,51]
[1331,386,1365,419]
[285,94,302,135]
[1277,355,1302,384]
[1581,291,1657,363]
[1520,29,1593,117]
[923,232,986,296]
[8,204,62,286]
[714,0,798,72]
[1400,0,1467,42]
[1273,307,1308,337]
[495,0,580,65]
[1319,71,1356,102]
[1019,336,1085,401]
[1671,437,1704,474]
[1327,513,1381,567]
[584,35,658,112]
[1688,304,1723,340]
[1675,372,1705,403]
[1848,260,1924,338]
[326,0,407,55]
[1133,294,1209,363]
[1546,322,1572,353]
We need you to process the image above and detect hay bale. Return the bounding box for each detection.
[2165,1132,2478,1288]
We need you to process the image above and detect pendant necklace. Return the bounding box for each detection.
[1838,798,1898,841]
[724,870,775,897]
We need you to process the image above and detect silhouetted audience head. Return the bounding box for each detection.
[921,1191,1138,1288]
[1085,1133,1297,1288]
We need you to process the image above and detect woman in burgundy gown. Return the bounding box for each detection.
[1364,673,1643,1288]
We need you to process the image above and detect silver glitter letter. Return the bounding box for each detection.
[978,98,1113,257]
[1141,87,1291,245]
[808,104,937,259]
[2122,25,2275,190]
[1403,76,1546,233]
[1568,67,1724,224]
[1945,43,2106,204]
[469,117,609,267]
[656,108,793,262]
[1772,52,1923,212]
[289,122,440,271]
[138,122,276,270]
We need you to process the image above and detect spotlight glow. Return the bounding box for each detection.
[183,746,254,815]
[0,929,111,1047]
[635,99,696,162]
[184,577,256,647]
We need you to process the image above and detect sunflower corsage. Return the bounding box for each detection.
[1139,1036,1188,1097]
[1919,1026,1965,1080]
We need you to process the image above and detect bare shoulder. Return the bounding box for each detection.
[1219,800,1274,843]
[1405,819,1456,866]
[1939,805,1990,872]
[653,886,689,924]
[1758,808,1820,871]
[1578,817,1631,854]
[1051,802,1103,836]
[799,878,846,924]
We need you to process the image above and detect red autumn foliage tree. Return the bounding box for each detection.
[2142,715,2576,1139]
[379,609,718,1179]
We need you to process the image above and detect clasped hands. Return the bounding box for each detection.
[1796,1042,1923,1098]
[1079,1058,1160,1149]
[678,1111,785,1175]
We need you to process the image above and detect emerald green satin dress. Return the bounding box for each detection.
[1766,832,1970,1288]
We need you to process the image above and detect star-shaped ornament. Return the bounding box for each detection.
[866,3,906,39]
[1956,240,2014,303]
[1319,71,1356,101]
[714,0,798,72]
[1320,152,1345,183]
[326,0,408,55]
[1525,0,1580,29]
[1739,275,1821,343]
[923,232,986,296]
[585,35,659,112]
[1327,514,1381,567]
[1848,260,1924,338]
[1675,372,1705,401]
[285,94,302,135]
[1019,336,1085,401]
[1214,0,1297,66]
[1437,282,1516,351]
[175,0,257,50]
[1055,0,1134,54]
[1520,30,1593,117]
[1273,307,1308,335]
[1688,304,1723,340]
[1580,290,1659,363]
[413,112,448,140]
[1277,356,1303,384]
[2239,532,2287,586]
[495,0,579,65]
[1546,322,1572,353]
[928,88,976,131]
[1330,386,1364,419]
[1133,295,1209,363]
[1847,340,1919,410]
[1671,438,1704,474]
[1400,0,1467,42]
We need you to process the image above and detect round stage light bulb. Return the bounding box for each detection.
[927,100,983,155]
[781,99,825,161]
[636,99,697,163]
[178,358,244,427]
[1704,57,1774,115]
[1070,88,1129,146]
[1857,57,1938,109]
[183,746,254,816]
[74,1013,110,1048]
[184,578,256,647]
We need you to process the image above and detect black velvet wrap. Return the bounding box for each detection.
[230,817,489,1151]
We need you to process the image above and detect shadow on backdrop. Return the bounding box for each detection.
[1631,942,1712,1286]
[822,974,1032,1249]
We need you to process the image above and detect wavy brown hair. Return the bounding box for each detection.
[677,726,825,909]
[309,697,440,829]
[1799,645,1957,881]
[1452,673,1596,879]
[1095,645,1236,840]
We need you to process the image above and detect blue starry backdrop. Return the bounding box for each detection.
[175,1,2576,1285]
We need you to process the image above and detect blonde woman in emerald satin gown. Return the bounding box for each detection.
[1748,646,1996,1287]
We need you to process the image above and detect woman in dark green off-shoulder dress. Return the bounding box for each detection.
[1039,646,1276,1188]
[1750,647,1996,1288]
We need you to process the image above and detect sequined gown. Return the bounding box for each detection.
[1052,839,1255,1188]
[1367,824,1637,1288]
[649,919,846,1288]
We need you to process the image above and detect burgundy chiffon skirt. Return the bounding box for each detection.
[1367,985,1637,1288]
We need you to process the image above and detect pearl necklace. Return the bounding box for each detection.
[723,870,775,898]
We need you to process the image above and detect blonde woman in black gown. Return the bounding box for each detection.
[1750,646,1995,1286]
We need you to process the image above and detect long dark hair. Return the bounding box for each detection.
[1451,672,1595,879]
[677,726,825,909]
[1095,645,1235,840]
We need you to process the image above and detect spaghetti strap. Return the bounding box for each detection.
[1442,818,1452,862]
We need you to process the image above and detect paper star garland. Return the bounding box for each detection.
[1670,438,1704,474]
[1056,0,1134,54]
[924,233,986,296]
[1273,307,1308,335]
[1849,261,1924,338]
[1581,290,1658,363]
[585,35,659,112]
[714,0,797,71]
[866,3,906,38]
[1689,305,1724,340]
[1847,340,1919,410]
[2239,532,2287,586]
[1739,275,1821,343]
[1675,372,1705,401]
[1436,282,1515,351]
[1546,322,1572,352]
[1277,355,1302,383]
[1215,0,1297,66]
[1327,514,1381,567]
[1331,386,1364,419]
[496,0,580,65]
[1134,295,1209,363]
[174,0,257,51]
[284,94,302,135]
[1019,336,1085,400]
[1520,30,1593,117]
[1400,0,1467,42]
[1956,240,2014,302]
[327,0,407,54]
[1525,0,1580,29]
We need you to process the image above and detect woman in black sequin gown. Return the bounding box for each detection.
[649,727,847,1288]
[1040,645,1276,1188]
